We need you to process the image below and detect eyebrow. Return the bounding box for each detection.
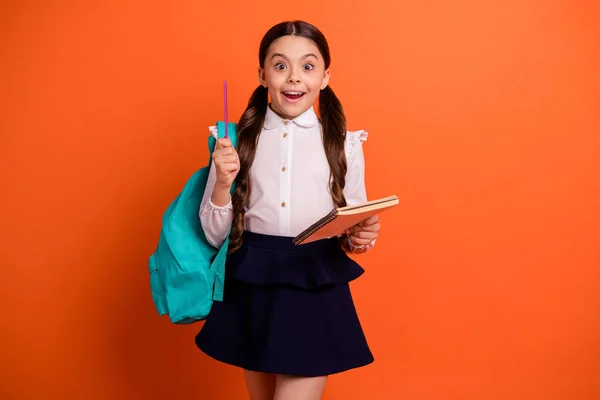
[271,53,319,60]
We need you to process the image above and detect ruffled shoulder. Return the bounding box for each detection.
[345,129,369,158]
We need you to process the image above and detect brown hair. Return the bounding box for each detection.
[229,20,350,253]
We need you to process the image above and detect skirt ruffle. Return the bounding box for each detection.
[229,231,365,289]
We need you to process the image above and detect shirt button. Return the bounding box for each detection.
[283,120,289,126]
[281,202,286,207]
[283,133,288,138]
[281,166,286,172]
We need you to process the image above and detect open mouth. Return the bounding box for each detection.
[282,91,306,100]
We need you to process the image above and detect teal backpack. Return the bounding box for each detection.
[148,121,237,324]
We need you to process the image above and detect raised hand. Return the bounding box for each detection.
[211,138,240,206]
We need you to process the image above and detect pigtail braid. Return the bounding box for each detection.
[319,85,352,251]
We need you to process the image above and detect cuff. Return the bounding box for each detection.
[207,197,233,213]
[346,237,376,253]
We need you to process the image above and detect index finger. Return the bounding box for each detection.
[359,215,379,226]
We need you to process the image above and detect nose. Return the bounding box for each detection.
[287,67,301,84]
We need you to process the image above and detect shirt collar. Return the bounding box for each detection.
[263,105,319,130]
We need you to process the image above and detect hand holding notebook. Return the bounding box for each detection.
[345,215,380,247]
[293,195,399,245]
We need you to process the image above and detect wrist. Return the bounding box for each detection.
[211,183,232,207]
[214,182,232,191]
[346,236,374,254]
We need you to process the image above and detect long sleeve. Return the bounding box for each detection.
[343,130,376,253]
[199,126,234,248]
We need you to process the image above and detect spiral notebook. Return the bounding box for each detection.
[292,195,399,245]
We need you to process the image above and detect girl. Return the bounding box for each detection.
[195,20,381,400]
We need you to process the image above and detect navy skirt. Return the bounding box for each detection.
[194,231,374,377]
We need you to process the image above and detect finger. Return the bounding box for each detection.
[348,223,379,234]
[217,162,240,172]
[217,138,233,148]
[226,162,240,172]
[216,154,238,164]
[361,217,381,229]
[214,156,238,167]
[349,236,374,246]
[345,224,362,235]
[350,231,378,240]
[214,147,235,157]
[359,216,379,227]
[216,138,233,149]
[348,225,379,233]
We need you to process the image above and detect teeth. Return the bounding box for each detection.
[284,92,303,95]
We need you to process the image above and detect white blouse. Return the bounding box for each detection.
[199,105,374,251]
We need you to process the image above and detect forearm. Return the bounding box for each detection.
[199,164,234,248]
[211,183,232,207]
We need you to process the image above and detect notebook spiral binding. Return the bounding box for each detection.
[292,209,339,245]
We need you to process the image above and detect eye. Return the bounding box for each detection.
[275,62,287,70]
[303,63,314,70]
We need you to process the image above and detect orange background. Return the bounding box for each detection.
[1,1,599,399]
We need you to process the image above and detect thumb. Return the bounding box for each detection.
[216,138,232,149]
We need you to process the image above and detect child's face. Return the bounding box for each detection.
[259,35,330,120]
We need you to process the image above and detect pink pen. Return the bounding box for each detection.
[223,80,229,139]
